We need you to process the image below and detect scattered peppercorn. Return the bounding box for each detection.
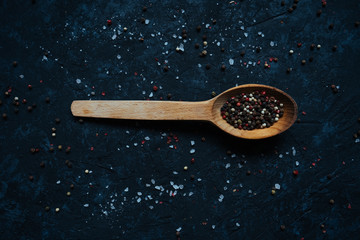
[167,93,172,99]
[65,147,71,153]
[355,21,360,27]
[288,8,293,13]
[203,41,207,46]
[0,99,2,105]
[329,23,334,29]
[256,47,261,53]
[123,27,128,32]
[327,174,332,179]
[176,231,180,237]
[55,208,60,213]
[2,113,7,119]
[320,224,325,229]
[107,19,112,26]
[183,166,188,171]
[45,206,50,211]
[206,64,211,70]
[12,61,18,67]
[271,189,276,195]
[310,43,315,50]
[140,17,145,24]
[4,91,10,97]
[329,199,335,205]
[40,161,45,168]
[281,1,285,6]
[317,44,321,49]
[292,4,297,10]
[196,25,201,32]
[240,50,245,57]
[201,137,206,142]
[142,6,147,12]
[66,192,71,196]
[202,35,207,41]
[85,169,89,174]
[200,50,207,57]
[211,91,216,97]
[139,37,144,42]
[246,170,251,176]
[45,97,50,103]
[293,170,299,176]
[294,0,299,3]
[58,145,62,150]
[353,133,358,139]
[182,33,187,39]
[195,43,200,49]
[280,225,286,231]
[49,147,54,152]
[212,19,217,24]
[317,9,322,16]
[55,118,60,124]
[332,45,337,51]
[190,174,195,180]
[301,59,306,65]
[70,184,75,189]
[27,106,32,112]
[29,175,34,181]
[221,47,225,52]
[221,64,226,71]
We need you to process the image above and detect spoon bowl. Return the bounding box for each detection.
[71,84,298,139]
[210,84,298,139]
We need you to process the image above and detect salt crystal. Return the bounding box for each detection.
[275,184,281,190]
[176,227,182,232]
[137,198,141,203]
[189,192,194,196]
[279,154,283,158]
[124,187,129,192]
[173,185,179,190]
[190,140,195,146]
[270,41,275,47]
[240,26,245,30]
[244,32,248,37]
[149,92,153,98]
[137,192,142,196]
[236,223,241,227]
[112,34,117,40]
[170,181,174,185]
[145,19,150,25]
[117,54,121,59]
[190,149,195,154]
[225,163,231,169]
[56,180,61,184]
[197,178,202,181]
[292,147,296,156]
[151,179,155,184]
[76,79,81,84]
[218,194,224,202]
[212,225,216,229]
[355,139,360,143]
[169,145,174,149]
[145,136,150,140]
[84,204,89,207]
[149,205,154,209]
[231,154,236,158]
[164,42,168,46]
[173,171,178,175]
[179,185,184,189]
[229,59,234,65]
[217,42,220,46]
[155,186,161,190]
[296,161,299,166]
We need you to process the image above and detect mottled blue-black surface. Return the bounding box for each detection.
[0,0,360,239]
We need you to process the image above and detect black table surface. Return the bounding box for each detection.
[1,0,360,239]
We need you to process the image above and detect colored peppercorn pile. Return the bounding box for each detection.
[220,91,284,130]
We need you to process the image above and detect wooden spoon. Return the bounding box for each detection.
[71,84,297,139]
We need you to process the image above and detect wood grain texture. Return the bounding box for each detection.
[71,84,298,139]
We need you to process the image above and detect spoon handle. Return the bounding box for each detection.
[71,100,212,121]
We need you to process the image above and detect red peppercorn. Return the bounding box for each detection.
[28,84,32,89]
[107,20,112,26]
[153,86,158,91]
[191,158,195,164]
[297,43,302,48]
[293,170,299,176]
[236,102,241,107]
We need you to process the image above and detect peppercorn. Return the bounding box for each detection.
[55,118,60,124]
[271,189,276,195]
[67,161,73,168]
[85,169,89,174]
[202,35,207,41]
[329,199,335,205]
[200,50,207,57]
[317,9,322,16]
[309,57,313,62]
[294,0,299,3]
[4,91,10,97]
[289,49,294,55]
[107,20,112,26]
[190,174,195,180]
[195,43,200,49]
[288,7,293,13]
[29,175,34,181]
[240,50,245,56]
[27,106,32,112]
[327,174,332,179]
[332,45,337,51]
[310,43,315,50]
[32,103,36,108]
[317,44,321,49]
[45,206,50,211]
[196,25,201,32]
[142,6,147,12]
[176,231,180,237]
[40,162,45,168]
[167,93,172,99]
[246,170,251,176]
[329,23,334,29]
[292,4,297,10]
[357,130,360,135]
[140,17,145,24]
[49,147,54,152]
[286,68,292,74]
[226,150,232,155]
[212,19,217,24]
[211,91,216,97]
[182,33,187,39]
[221,47,225,52]
[123,27,128,32]
[201,137,206,142]
[12,61,18,67]
[58,145,62,150]
[301,59,306,65]
[353,133,358,139]
[355,21,360,27]
[139,37,144,42]
[206,64,211,70]
[280,225,286,231]
[190,158,195,164]
[281,1,285,6]
[320,224,325,229]
[45,97,50,103]
[256,47,261,53]
[221,64,226,71]
[2,113,7,119]
[358,117,360,123]
[0,99,2,105]
[203,41,207,46]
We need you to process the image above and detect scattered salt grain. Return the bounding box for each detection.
[84,204,89,208]
[229,58,234,65]
[190,149,195,154]
[190,140,195,146]
[218,194,224,202]
[275,184,281,190]
[76,79,81,84]
[225,163,231,169]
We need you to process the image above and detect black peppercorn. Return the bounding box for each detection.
[29,175,34,181]
[329,23,334,29]
[286,68,292,73]
[211,91,216,97]
[4,91,10,97]
[140,17,145,24]
[288,8,293,13]
[256,47,261,53]
[190,174,195,180]
[353,133,358,139]
[327,174,332,179]
[2,113,7,119]
[292,4,297,10]
[355,21,360,27]
[221,64,226,71]
[167,93,172,99]
[212,19,217,24]
[70,184,74,189]
[329,199,335,205]
[309,57,313,62]
[45,206,50,211]
[142,6,147,12]
[310,43,315,50]
[139,37,144,42]
[246,170,251,176]
[0,99,2,105]
[163,66,169,72]
[195,43,200,49]
[49,147,54,152]
[27,106,32,112]
[240,50,245,57]
[40,162,45,168]
[176,231,180,237]
[196,25,201,32]
[281,1,285,6]
[206,64,211,70]
[12,61,18,67]
[280,225,286,231]
[317,9,322,16]
[202,35,207,41]
[332,45,337,51]
[45,97,50,103]
[294,0,299,3]
[182,33,187,39]
[201,137,206,142]
[301,59,306,65]
[221,47,225,52]
[55,118,60,123]
[32,103,36,108]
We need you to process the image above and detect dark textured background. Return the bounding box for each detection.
[1,0,360,239]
